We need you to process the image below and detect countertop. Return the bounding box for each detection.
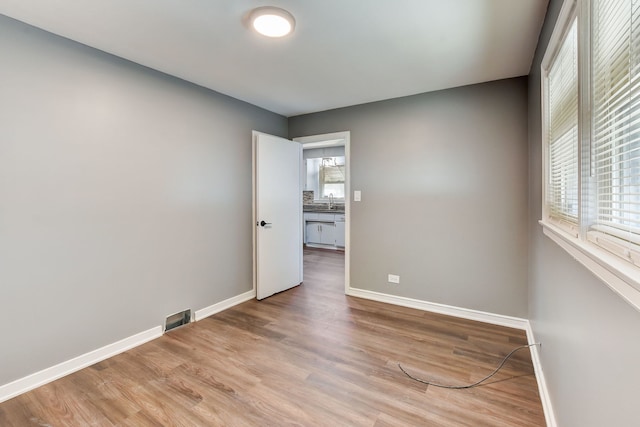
[303,205,345,214]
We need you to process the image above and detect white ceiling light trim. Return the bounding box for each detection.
[250,6,295,38]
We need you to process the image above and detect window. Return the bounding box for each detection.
[305,156,345,200]
[545,17,579,234]
[588,0,640,266]
[541,0,640,305]
[319,157,345,199]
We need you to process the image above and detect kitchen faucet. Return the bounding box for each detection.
[329,193,334,210]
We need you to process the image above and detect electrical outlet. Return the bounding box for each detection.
[388,274,400,284]
[354,190,361,201]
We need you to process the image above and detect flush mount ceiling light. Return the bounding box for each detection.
[250,6,295,38]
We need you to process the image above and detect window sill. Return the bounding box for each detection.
[540,220,640,312]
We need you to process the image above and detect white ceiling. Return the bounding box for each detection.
[0,0,548,117]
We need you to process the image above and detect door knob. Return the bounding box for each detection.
[259,220,272,227]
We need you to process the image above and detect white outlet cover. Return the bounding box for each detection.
[388,274,400,284]
[354,190,361,201]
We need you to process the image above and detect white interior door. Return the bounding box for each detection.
[254,132,303,300]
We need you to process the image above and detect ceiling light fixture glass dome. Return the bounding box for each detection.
[250,6,295,38]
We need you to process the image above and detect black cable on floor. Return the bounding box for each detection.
[398,343,540,389]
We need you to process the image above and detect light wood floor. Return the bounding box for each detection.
[0,249,545,426]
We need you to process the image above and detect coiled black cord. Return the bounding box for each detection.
[398,343,540,389]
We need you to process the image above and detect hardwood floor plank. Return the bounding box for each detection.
[0,248,545,425]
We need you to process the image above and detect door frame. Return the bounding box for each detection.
[294,131,350,295]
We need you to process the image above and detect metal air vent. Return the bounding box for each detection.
[164,309,191,332]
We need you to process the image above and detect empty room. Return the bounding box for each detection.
[1,1,640,426]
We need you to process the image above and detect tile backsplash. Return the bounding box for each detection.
[303,191,314,205]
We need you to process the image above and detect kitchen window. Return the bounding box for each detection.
[319,157,345,199]
[541,0,640,309]
[306,156,345,200]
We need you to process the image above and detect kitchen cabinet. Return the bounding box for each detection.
[320,222,336,245]
[304,212,320,221]
[335,220,345,247]
[303,212,345,248]
[306,221,335,245]
[305,221,321,244]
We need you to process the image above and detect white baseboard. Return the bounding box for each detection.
[2,288,556,427]
[346,287,529,329]
[0,326,162,404]
[0,290,257,404]
[346,286,556,427]
[194,289,256,321]
[525,324,558,427]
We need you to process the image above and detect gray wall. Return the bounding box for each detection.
[8,6,637,423]
[0,15,286,386]
[528,1,640,425]
[290,79,529,317]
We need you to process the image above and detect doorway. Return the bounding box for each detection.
[293,132,350,295]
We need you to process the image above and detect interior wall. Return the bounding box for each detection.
[528,1,640,425]
[290,78,529,317]
[0,15,287,386]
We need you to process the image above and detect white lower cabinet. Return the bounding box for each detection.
[306,222,335,245]
[303,212,345,248]
[306,222,321,244]
[320,222,336,245]
[335,221,345,247]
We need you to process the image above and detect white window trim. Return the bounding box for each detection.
[540,220,640,309]
[540,0,640,313]
[541,0,579,237]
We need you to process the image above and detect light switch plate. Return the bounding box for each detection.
[354,190,361,201]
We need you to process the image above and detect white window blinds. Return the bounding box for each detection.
[546,19,579,230]
[590,0,640,266]
[319,157,345,198]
